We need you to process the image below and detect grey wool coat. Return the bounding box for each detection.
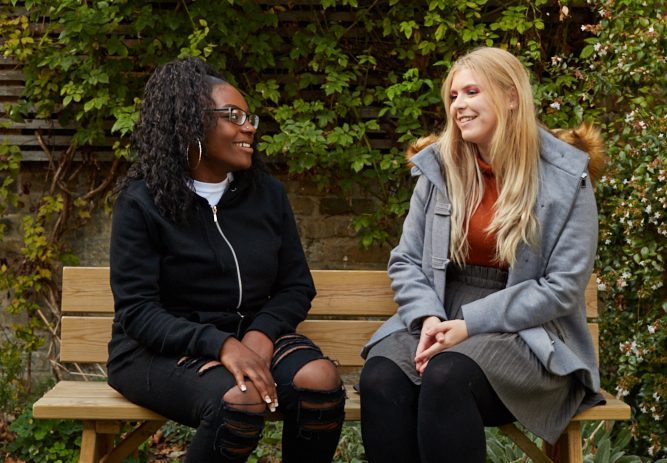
[363,128,601,393]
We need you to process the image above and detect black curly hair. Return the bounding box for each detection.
[117,56,262,222]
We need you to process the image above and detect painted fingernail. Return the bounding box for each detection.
[240,384,247,392]
[265,395,272,404]
[269,405,276,412]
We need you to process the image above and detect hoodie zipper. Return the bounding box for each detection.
[211,205,243,310]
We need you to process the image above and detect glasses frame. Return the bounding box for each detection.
[205,107,260,129]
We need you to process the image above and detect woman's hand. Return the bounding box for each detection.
[414,319,469,375]
[219,337,278,410]
[242,330,274,367]
[415,316,442,375]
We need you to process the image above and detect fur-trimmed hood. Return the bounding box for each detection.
[405,122,607,184]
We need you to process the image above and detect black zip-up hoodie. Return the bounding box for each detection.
[108,170,315,364]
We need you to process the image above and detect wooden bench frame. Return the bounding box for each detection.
[33,266,630,463]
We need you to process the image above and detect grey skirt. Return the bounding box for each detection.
[366,264,589,444]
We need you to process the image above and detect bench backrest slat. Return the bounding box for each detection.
[59,267,599,367]
[61,317,384,366]
[61,267,397,317]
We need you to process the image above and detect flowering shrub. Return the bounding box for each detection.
[581,1,666,458]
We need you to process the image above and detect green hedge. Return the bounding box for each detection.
[0,0,664,458]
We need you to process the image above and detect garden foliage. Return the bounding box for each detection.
[0,0,664,458]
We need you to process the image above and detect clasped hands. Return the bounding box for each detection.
[414,316,469,375]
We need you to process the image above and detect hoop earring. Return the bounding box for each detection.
[187,138,202,170]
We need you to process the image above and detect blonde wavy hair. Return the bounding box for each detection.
[438,47,540,266]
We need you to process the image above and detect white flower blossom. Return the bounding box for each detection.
[653,392,661,401]
[648,26,654,33]
[550,102,561,110]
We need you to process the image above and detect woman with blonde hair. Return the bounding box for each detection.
[359,47,604,462]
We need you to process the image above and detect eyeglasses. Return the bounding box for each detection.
[206,107,260,129]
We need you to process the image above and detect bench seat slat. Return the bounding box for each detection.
[571,391,630,421]
[32,380,626,424]
[33,381,164,420]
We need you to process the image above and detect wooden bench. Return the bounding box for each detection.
[33,266,630,463]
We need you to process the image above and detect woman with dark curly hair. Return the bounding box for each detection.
[107,57,345,463]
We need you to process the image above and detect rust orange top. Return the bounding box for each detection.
[466,156,507,269]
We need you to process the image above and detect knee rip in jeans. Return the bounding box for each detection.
[176,356,225,376]
[214,404,266,461]
[294,384,346,437]
[271,334,325,369]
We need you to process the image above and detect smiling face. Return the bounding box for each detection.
[448,67,498,162]
[190,83,256,182]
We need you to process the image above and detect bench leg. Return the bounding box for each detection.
[79,421,100,463]
[99,420,166,463]
[544,422,583,463]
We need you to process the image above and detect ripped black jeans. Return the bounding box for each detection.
[107,333,345,463]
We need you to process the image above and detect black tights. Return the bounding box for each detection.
[359,353,514,463]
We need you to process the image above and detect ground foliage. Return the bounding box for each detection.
[0,0,664,459]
